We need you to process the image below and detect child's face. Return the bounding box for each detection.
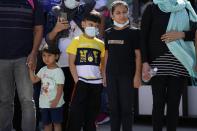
[82,20,99,29]
[82,20,99,37]
[112,5,129,24]
[42,52,58,66]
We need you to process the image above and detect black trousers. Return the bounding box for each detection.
[150,76,187,131]
[67,81,102,131]
[62,67,74,131]
[107,75,134,131]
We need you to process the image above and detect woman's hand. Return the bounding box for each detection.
[161,31,185,43]
[142,62,151,81]
[53,17,69,33]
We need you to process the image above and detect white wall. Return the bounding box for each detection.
[187,86,197,117]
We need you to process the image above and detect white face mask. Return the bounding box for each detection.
[113,20,129,28]
[84,27,99,37]
[64,0,80,9]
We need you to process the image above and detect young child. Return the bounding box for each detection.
[66,10,105,131]
[29,44,65,131]
[103,1,141,131]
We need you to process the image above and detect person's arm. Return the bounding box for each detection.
[29,69,41,83]
[160,30,195,43]
[83,0,96,15]
[46,18,69,44]
[102,31,109,87]
[27,1,44,70]
[183,30,195,41]
[140,4,153,80]
[50,84,64,108]
[27,25,43,70]
[161,31,184,42]
[140,4,152,63]
[68,54,78,83]
[134,49,142,88]
[102,50,108,87]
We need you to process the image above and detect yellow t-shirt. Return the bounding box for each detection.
[66,34,105,84]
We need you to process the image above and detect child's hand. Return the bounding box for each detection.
[134,76,141,88]
[50,99,59,108]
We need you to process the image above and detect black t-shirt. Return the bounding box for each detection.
[105,27,140,76]
[0,0,44,59]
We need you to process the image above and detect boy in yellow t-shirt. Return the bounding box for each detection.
[66,10,105,131]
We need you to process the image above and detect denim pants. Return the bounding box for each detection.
[0,57,36,131]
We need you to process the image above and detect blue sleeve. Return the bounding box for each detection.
[82,0,96,16]
[72,0,96,29]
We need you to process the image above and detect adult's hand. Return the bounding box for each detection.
[53,17,70,33]
[27,52,37,71]
[142,62,151,81]
[161,31,185,43]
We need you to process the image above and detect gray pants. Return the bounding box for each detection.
[0,57,36,131]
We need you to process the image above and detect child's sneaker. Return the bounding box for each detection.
[96,113,110,125]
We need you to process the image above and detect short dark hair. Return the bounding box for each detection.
[111,1,129,14]
[42,44,60,55]
[83,10,101,24]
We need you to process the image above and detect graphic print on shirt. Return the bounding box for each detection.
[75,48,101,66]
[40,74,56,97]
[108,40,125,45]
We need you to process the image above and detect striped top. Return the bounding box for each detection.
[150,51,189,77]
[0,0,43,59]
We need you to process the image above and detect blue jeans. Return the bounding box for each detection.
[0,57,36,131]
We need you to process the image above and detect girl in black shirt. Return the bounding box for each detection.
[103,1,141,131]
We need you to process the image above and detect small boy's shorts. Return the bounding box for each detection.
[40,106,64,125]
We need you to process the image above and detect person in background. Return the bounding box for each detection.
[0,0,44,131]
[141,0,197,131]
[103,1,141,131]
